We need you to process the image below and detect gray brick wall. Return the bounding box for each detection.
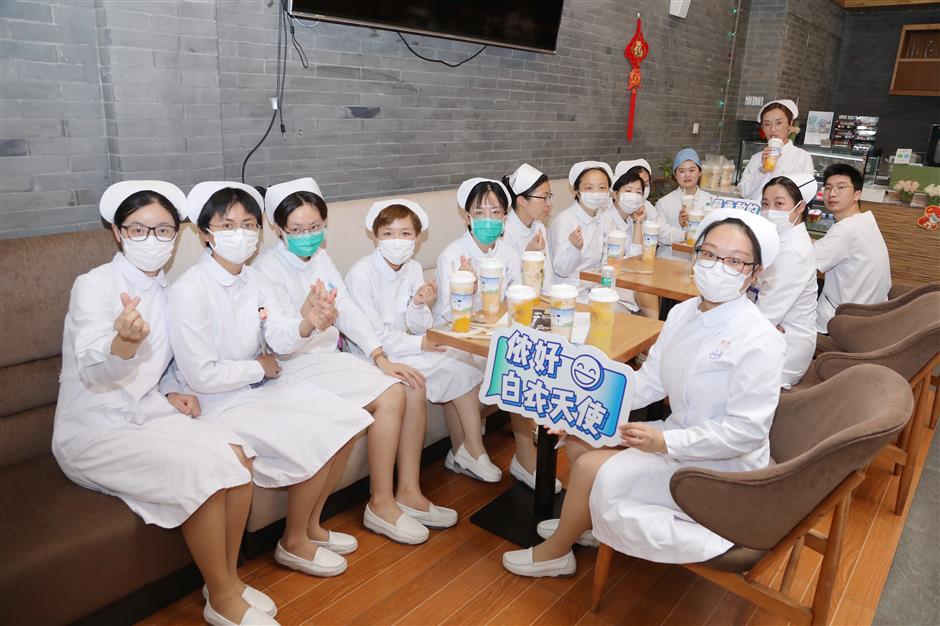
[2,0,754,238]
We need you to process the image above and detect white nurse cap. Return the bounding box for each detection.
[263,177,323,225]
[365,198,429,231]
[758,99,799,123]
[99,180,186,224]
[695,207,781,268]
[613,159,652,182]
[781,172,818,207]
[185,181,264,225]
[457,177,511,210]
[508,163,544,195]
[568,161,614,188]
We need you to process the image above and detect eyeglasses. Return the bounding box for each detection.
[525,192,554,202]
[121,224,178,242]
[468,206,505,219]
[761,119,788,130]
[822,184,852,195]
[208,222,260,232]
[284,224,325,236]
[694,248,755,275]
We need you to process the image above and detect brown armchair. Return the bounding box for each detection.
[590,364,914,626]
[796,292,940,513]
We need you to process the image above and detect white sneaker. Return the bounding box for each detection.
[536,518,599,548]
[510,456,562,494]
[397,500,458,529]
[312,530,358,555]
[502,547,576,578]
[444,449,460,474]
[274,541,347,577]
[202,585,277,617]
[204,602,279,626]
[363,504,430,544]
[453,444,502,483]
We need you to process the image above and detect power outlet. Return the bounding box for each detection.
[692,123,700,135]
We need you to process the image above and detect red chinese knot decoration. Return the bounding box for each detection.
[624,14,649,141]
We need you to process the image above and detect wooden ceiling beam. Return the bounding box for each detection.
[832,0,940,9]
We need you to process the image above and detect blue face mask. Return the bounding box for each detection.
[471,218,504,245]
[285,230,325,257]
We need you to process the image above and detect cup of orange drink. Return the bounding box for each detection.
[479,258,504,323]
[606,229,627,270]
[506,284,536,327]
[449,271,476,333]
[641,220,660,267]
[549,283,578,340]
[587,287,617,352]
[521,250,545,293]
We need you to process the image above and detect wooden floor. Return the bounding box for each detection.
[141,407,936,626]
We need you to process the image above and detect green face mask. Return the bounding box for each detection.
[285,229,325,257]
[471,218,504,245]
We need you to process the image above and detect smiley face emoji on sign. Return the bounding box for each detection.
[571,355,604,391]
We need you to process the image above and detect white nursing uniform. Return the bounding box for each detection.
[252,241,399,407]
[168,251,373,489]
[590,296,785,564]
[814,210,891,332]
[433,231,522,324]
[548,201,609,292]
[345,249,483,403]
[653,188,714,258]
[53,253,255,528]
[738,143,815,203]
[502,209,553,292]
[752,223,818,387]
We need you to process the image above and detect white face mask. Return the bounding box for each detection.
[762,207,796,235]
[378,238,415,265]
[123,236,175,273]
[580,191,609,211]
[618,192,644,214]
[693,261,748,303]
[210,228,259,265]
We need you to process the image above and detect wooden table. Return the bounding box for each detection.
[672,242,694,255]
[428,302,663,547]
[581,257,699,320]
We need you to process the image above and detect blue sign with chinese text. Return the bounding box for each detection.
[479,325,636,448]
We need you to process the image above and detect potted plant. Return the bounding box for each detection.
[893,179,919,204]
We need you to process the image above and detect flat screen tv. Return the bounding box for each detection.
[288,1,565,54]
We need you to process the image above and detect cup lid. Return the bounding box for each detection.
[522,250,545,261]
[589,287,619,303]
[549,284,578,299]
[479,258,504,270]
[607,229,627,239]
[682,194,695,200]
[506,284,537,300]
[449,270,476,284]
[768,137,784,148]
[643,221,661,234]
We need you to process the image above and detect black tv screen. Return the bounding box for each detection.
[289,1,565,54]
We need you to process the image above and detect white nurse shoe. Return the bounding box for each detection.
[396,500,459,529]
[502,547,576,578]
[274,541,347,577]
[509,456,562,494]
[204,603,279,626]
[202,585,277,617]
[452,444,502,483]
[536,518,599,548]
[363,504,430,544]
[312,530,358,555]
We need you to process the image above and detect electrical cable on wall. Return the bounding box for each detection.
[396,32,487,68]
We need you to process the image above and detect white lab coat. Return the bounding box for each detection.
[433,231,522,324]
[548,201,611,291]
[168,251,373,489]
[252,241,399,408]
[501,209,553,292]
[52,253,254,528]
[737,142,815,202]
[752,223,818,387]
[814,210,891,333]
[589,295,785,564]
[654,188,714,258]
[345,249,483,403]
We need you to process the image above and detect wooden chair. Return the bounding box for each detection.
[797,292,940,514]
[590,364,914,625]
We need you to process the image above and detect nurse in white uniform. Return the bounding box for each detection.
[345,199,482,517]
[654,148,714,258]
[53,182,277,626]
[612,158,655,222]
[607,166,656,316]
[548,161,616,292]
[500,162,554,290]
[503,210,784,577]
[738,99,815,202]
[434,178,558,493]
[814,164,891,333]
[253,178,432,546]
[757,172,819,387]
[168,181,373,583]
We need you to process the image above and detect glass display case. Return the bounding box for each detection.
[736,141,879,186]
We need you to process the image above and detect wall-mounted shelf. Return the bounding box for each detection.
[890,23,940,96]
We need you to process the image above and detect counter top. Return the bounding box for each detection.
[862,201,939,285]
